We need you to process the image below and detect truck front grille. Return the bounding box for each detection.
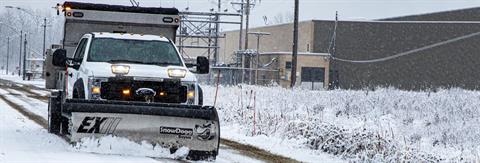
[100,78,187,103]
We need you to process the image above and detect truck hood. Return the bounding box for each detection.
[84,62,197,82]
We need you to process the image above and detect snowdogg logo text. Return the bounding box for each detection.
[159,127,193,137]
[77,116,122,134]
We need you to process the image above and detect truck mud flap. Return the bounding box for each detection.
[62,99,220,157]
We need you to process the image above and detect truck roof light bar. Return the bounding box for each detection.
[63,1,179,15]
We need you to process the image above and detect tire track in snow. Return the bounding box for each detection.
[0,92,48,128]
[0,80,48,102]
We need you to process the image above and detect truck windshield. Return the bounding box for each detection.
[87,38,183,66]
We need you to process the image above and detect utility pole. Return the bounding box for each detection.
[238,0,244,51]
[328,12,339,89]
[248,32,271,85]
[244,0,250,50]
[244,0,252,84]
[231,0,256,84]
[240,0,245,84]
[6,37,10,75]
[207,19,212,61]
[232,0,246,83]
[22,34,27,80]
[19,30,22,76]
[290,0,299,88]
[43,18,47,58]
[42,17,47,78]
[213,0,221,65]
[0,24,2,74]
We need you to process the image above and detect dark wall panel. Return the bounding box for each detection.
[314,21,480,90]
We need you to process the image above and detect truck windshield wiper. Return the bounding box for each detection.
[107,60,145,64]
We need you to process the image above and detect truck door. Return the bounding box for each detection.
[67,38,89,99]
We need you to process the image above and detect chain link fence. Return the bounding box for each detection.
[197,67,280,86]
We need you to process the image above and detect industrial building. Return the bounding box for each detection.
[216,7,480,90]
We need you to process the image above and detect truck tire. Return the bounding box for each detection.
[73,80,85,99]
[187,151,217,161]
[60,115,70,135]
[198,86,203,106]
[48,91,62,134]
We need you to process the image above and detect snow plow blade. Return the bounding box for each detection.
[62,99,220,160]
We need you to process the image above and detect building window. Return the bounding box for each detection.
[301,67,325,82]
[286,61,292,69]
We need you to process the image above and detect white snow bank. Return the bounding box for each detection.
[203,85,480,162]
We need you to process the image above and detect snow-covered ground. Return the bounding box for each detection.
[0,75,342,162]
[203,85,480,162]
[0,88,266,162]
[0,76,268,163]
[4,74,479,162]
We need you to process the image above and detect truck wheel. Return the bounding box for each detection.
[73,82,85,99]
[60,116,70,135]
[48,91,62,134]
[198,86,203,106]
[187,151,217,161]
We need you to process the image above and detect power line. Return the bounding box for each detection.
[332,31,480,63]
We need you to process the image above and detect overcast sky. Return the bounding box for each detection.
[1,0,479,31]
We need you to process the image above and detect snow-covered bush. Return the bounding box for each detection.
[203,85,480,162]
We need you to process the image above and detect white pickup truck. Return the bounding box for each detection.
[45,2,219,160]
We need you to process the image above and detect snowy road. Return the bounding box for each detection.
[0,98,175,163]
[0,80,270,163]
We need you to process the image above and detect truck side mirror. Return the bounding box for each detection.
[52,49,67,67]
[197,56,209,74]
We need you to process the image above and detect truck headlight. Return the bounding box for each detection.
[111,65,130,75]
[168,68,187,78]
[88,77,107,100]
[92,86,101,94]
[187,91,195,98]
